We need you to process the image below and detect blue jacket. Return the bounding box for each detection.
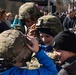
[40,45,53,52]
[40,45,61,71]
[0,50,58,75]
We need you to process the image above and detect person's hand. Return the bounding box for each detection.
[15,15,19,18]
[28,24,38,37]
[26,35,39,53]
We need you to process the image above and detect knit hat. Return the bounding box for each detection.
[37,28,55,37]
[52,30,76,53]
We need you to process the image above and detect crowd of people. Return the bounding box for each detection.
[0,2,76,75]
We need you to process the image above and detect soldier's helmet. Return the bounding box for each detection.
[19,2,40,20]
[0,30,32,65]
[36,15,62,36]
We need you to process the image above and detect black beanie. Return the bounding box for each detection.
[37,28,55,37]
[52,30,76,53]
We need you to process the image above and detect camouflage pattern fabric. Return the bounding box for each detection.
[36,15,62,36]
[14,24,25,34]
[0,29,32,65]
[19,2,40,20]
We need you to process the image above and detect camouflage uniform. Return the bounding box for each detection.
[13,2,41,34]
[0,29,32,71]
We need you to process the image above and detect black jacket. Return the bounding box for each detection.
[63,17,75,30]
[58,56,76,75]
[0,21,10,33]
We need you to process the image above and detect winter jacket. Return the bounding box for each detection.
[63,17,75,30]
[58,56,76,75]
[0,50,58,75]
[40,45,53,52]
[0,21,10,33]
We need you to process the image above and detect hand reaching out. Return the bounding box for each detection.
[28,24,38,37]
[26,35,39,53]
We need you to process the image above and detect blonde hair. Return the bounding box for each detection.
[6,12,12,17]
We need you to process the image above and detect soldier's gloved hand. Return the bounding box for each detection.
[26,35,39,53]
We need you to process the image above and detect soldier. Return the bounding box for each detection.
[0,29,58,75]
[12,2,43,34]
